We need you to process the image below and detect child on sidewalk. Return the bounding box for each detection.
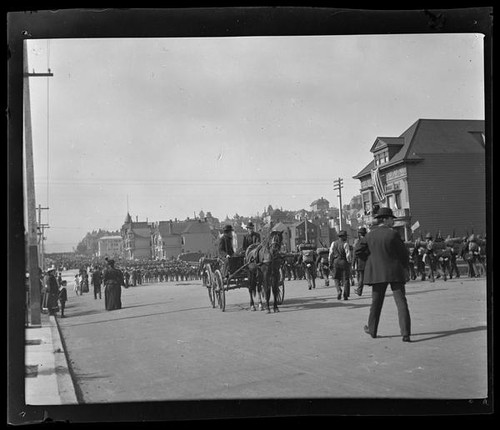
[58,280,68,318]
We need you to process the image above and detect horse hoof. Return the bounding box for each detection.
[250,306,256,311]
[274,308,279,313]
[266,309,271,314]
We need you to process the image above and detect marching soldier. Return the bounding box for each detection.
[329,230,352,300]
[353,227,368,296]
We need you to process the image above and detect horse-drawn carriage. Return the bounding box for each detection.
[200,250,285,312]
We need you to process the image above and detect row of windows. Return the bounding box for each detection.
[374,151,388,166]
[362,190,402,214]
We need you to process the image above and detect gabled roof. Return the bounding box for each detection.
[369,137,405,152]
[353,119,485,179]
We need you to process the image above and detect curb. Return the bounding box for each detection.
[49,315,79,404]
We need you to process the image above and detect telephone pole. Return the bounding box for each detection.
[24,40,53,326]
[37,205,50,271]
[333,177,344,231]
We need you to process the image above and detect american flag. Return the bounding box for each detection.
[371,167,386,203]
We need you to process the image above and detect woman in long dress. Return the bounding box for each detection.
[103,259,125,310]
[44,266,60,315]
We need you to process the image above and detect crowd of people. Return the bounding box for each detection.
[32,256,203,319]
[279,227,486,289]
[35,212,486,342]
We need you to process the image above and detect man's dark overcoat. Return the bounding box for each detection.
[356,224,409,285]
[218,234,235,258]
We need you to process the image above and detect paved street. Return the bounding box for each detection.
[55,270,488,405]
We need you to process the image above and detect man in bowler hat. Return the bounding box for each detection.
[242,221,261,252]
[219,225,235,276]
[355,207,412,342]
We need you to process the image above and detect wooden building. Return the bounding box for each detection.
[121,213,152,260]
[151,219,214,260]
[353,119,486,240]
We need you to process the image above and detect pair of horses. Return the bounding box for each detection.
[244,230,283,313]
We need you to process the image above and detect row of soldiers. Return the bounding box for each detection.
[78,259,202,288]
[279,230,486,287]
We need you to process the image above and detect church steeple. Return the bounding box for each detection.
[124,212,132,225]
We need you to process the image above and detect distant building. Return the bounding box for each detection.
[310,197,330,213]
[353,118,486,240]
[181,220,213,255]
[151,221,182,260]
[97,236,123,258]
[121,213,152,260]
[151,219,214,260]
[289,219,320,250]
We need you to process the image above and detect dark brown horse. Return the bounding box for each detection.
[244,230,283,313]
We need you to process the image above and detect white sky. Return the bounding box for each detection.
[25,33,485,252]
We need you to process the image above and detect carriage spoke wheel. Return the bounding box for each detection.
[214,270,226,312]
[205,265,215,308]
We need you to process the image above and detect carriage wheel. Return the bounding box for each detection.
[205,265,216,308]
[214,270,226,312]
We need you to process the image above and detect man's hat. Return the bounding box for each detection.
[358,227,367,234]
[247,221,254,228]
[338,230,347,237]
[223,224,234,232]
[107,259,115,266]
[374,207,397,219]
[47,265,57,272]
[425,232,433,239]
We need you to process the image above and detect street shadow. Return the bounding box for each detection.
[62,305,212,327]
[405,288,447,296]
[76,372,113,381]
[117,300,174,310]
[379,325,487,342]
[277,295,371,312]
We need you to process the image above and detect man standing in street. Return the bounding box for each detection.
[329,230,352,300]
[355,207,412,342]
[91,265,103,300]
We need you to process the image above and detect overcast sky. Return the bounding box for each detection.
[25,33,484,252]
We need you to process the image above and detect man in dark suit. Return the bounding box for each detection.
[242,222,261,252]
[219,225,235,276]
[355,207,412,342]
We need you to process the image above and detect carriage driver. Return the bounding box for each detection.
[242,221,261,252]
[219,224,235,276]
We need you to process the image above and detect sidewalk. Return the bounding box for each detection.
[25,311,79,405]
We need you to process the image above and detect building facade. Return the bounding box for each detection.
[121,213,152,260]
[97,236,123,258]
[353,119,486,240]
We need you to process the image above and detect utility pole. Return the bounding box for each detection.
[37,204,50,271]
[24,40,53,326]
[333,177,344,231]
